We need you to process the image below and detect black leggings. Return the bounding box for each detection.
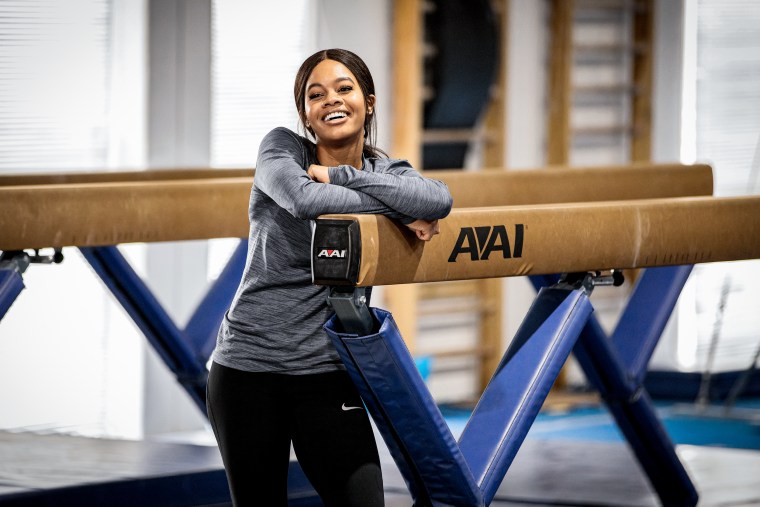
[206,362,384,507]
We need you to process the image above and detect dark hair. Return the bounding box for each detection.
[294,48,386,158]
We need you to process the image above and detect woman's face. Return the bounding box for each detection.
[304,59,375,146]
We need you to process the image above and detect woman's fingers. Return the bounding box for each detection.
[307,164,330,183]
[406,219,440,241]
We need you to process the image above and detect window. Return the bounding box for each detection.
[0,1,111,170]
[677,0,760,373]
[211,0,312,167]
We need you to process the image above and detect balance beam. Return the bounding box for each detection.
[0,178,252,250]
[0,168,253,186]
[432,162,712,207]
[0,163,710,195]
[312,195,760,286]
[0,164,711,250]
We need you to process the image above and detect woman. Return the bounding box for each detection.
[207,48,453,506]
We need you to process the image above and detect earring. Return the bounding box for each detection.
[305,121,311,128]
[367,108,373,115]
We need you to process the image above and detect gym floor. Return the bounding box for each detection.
[1,398,759,506]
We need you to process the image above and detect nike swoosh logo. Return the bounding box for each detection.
[341,403,363,411]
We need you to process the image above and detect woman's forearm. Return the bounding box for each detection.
[327,165,453,221]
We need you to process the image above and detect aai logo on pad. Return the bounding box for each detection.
[448,224,524,262]
[316,248,347,259]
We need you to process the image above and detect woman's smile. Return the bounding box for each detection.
[321,109,351,128]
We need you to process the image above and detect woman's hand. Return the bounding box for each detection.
[307,164,330,183]
[406,219,440,241]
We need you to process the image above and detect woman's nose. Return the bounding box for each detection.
[324,91,343,106]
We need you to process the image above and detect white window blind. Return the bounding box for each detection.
[211,0,311,167]
[696,0,760,196]
[680,0,760,374]
[0,0,111,171]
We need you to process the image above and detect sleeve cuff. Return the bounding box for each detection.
[327,165,347,186]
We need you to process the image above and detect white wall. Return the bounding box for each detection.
[143,0,214,437]
[502,0,550,358]
[648,0,687,370]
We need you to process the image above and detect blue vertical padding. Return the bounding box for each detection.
[325,315,427,504]
[611,266,693,383]
[0,266,25,322]
[458,286,593,505]
[325,308,484,507]
[572,317,635,396]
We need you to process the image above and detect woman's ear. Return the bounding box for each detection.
[366,94,376,115]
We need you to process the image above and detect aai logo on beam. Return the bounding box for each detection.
[448,224,524,262]
[317,249,347,259]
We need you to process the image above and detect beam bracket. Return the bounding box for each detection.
[556,270,625,294]
[327,286,375,336]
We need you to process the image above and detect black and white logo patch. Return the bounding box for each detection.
[316,248,347,259]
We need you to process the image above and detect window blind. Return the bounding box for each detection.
[688,0,760,373]
[0,1,111,171]
[697,0,760,196]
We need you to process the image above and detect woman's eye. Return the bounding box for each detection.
[339,86,352,93]
[309,92,323,100]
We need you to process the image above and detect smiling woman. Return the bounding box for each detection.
[301,59,375,166]
[294,49,381,161]
[205,48,453,506]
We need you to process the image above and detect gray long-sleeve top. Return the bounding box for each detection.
[212,127,453,374]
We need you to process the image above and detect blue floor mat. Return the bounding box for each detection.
[440,401,760,451]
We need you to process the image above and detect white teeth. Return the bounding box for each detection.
[325,111,347,121]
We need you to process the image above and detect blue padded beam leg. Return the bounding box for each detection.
[325,315,427,505]
[574,316,699,507]
[0,264,25,322]
[611,266,693,383]
[458,283,593,505]
[325,308,484,507]
[531,271,698,506]
[80,246,208,413]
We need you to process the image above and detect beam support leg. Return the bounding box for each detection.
[531,268,699,507]
[325,304,483,507]
[574,319,698,506]
[612,265,693,383]
[459,278,593,504]
[574,267,698,507]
